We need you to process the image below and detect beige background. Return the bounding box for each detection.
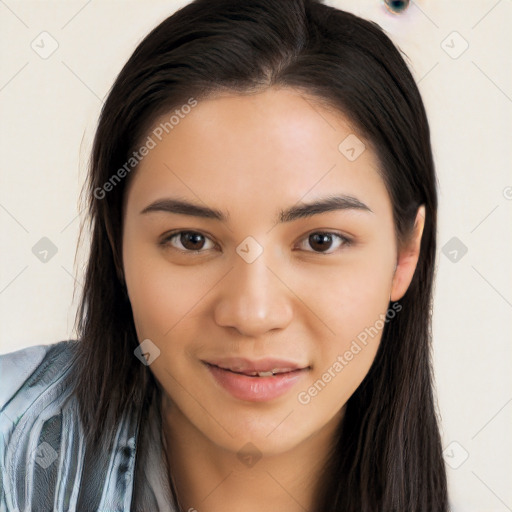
[1,1,511,510]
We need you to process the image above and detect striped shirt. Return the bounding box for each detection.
[0,341,177,512]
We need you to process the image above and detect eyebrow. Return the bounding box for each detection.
[140,194,372,225]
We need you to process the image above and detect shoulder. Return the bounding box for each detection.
[0,341,83,510]
[0,340,77,409]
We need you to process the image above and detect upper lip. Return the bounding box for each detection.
[204,357,308,375]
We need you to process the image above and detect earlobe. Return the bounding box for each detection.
[390,206,425,301]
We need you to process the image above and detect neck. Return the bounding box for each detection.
[160,397,342,512]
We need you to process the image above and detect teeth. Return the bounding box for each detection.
[219,366,293,377]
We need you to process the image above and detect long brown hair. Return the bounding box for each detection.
[67,0,448,509]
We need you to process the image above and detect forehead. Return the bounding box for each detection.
[125,87,391,220]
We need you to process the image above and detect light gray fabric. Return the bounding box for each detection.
[0,341,176,512]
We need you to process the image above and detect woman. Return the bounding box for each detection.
[0,0,448,510]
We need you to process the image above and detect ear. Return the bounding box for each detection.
[390,205,425,301]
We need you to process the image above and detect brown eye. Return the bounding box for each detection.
[309,233,334,252]
[297,232,351,254]
[180,232,206,250]
[162,231,215,252]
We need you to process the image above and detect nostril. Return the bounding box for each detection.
[384,0,410,14]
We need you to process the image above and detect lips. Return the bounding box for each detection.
[203,357,310,402]
[208,365,300,378]
[205,357,306,376]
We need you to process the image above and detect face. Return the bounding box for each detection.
[122,87,418,456]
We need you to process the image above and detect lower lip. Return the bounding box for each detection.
[206,364,307,402]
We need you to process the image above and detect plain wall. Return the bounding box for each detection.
[1,1,511,510]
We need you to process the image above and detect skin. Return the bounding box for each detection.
[122,87,424,512]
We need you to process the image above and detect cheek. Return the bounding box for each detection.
[125,253,208,339]
[306,251,395,343]
[338,268,392,340]
[299,250,395,405]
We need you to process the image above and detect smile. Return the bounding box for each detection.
[212,365,302,378]
[203,359,310,402]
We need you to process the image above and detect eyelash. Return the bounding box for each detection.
[159,230,352,255]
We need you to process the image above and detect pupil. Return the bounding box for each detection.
[181,232,204,250]
[310,233,332,252]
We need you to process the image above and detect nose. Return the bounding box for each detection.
[214,250,293,337]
